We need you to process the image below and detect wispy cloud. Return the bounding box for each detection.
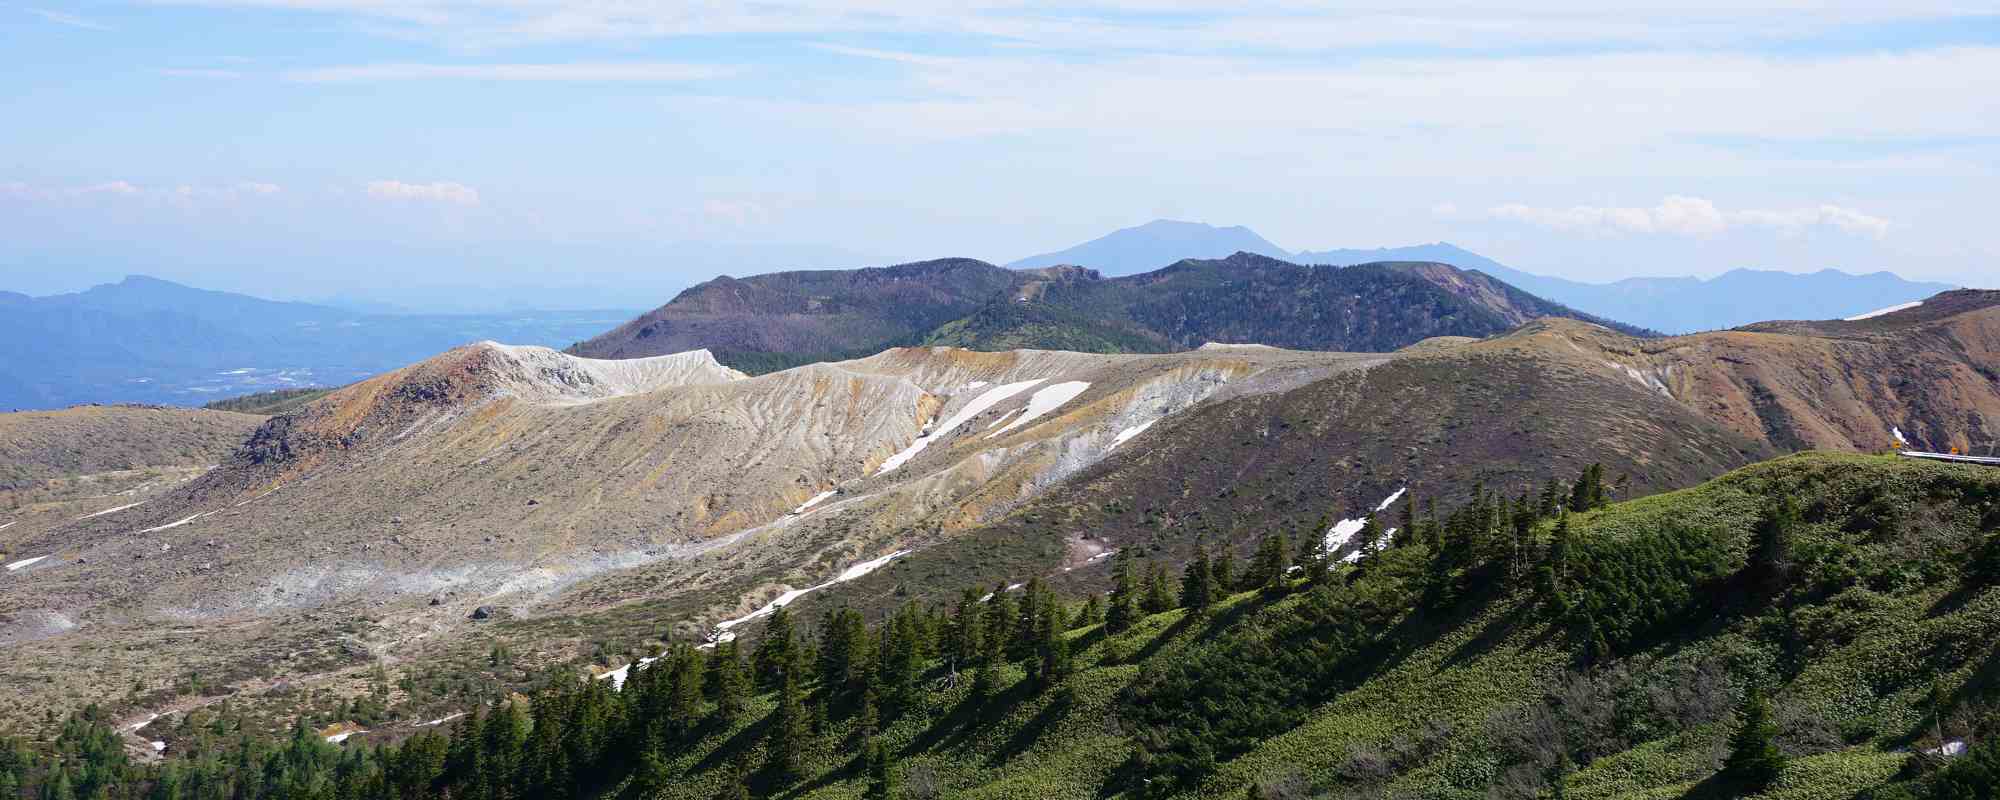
[135,2,1991,53]
[1490,196,1893,239]
[284,62,734,83]
[28,7,109,30]
[366,180,479,205]
[157,68,245,79]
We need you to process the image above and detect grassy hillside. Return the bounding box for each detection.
[7,452,1998,800]
[0,404,262,491]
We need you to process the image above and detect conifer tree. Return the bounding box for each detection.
[1568,464,1607,512]
[862,738,897,800]
[949,588,984,667]
[1396,493,1418,548]
[856,686,881,740]
[1356,515,1383,561]
[1538,478,1564,519]
[765,671,809,780]
[1180,541,1214,612]
[630,750,672,800]
[1106,554,1139,634]
[1010,580,1046,661]
[1251,531,1290,594]
[985,585,1016,660]
[666,644,705,741]
[753,606,799,691]
[1721,686,1786,792]
[1073,594,1104,629]
[1211,548,1237,593]
[1142,562,1174,614]
[707,641,750,726]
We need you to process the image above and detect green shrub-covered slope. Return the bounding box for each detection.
[9,453,1999,800]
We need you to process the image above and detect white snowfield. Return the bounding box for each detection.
[1106,420,1156,452]
[1324,487,1408,553]
[78,502,145,521]
[877,379,1045,475]
[1893,427,1909,446]
[703,549,914,648]
[1845,301,1923,321]
[6,556,48,572]
[416,713,466,728]
[0,521,14,532]
[151,741,166,752]
[791,490,837,515]
[988,381,1091,439]
[326,730,366,744]
[482,342,747,404]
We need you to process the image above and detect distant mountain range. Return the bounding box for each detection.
[568,253,1644,371]
[0,276,640,411]
[1012,221,1955,333]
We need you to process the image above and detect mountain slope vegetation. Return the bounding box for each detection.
[6,453,1997,800]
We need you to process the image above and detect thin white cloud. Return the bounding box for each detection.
[285,62,733,83]
[1490,196,1892,239]
[73,181,142,197]
[366,180,479,205]
[28,7,109,30]
[157,68,245,78]
[137,2,1985,52]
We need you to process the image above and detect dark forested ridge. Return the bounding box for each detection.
[571,253,1650,372]
[9,453,2000,800]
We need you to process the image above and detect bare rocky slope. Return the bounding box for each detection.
[0,290,1994,736]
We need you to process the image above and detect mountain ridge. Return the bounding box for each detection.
[1023,223,1957,332]
[571,252,1651,371]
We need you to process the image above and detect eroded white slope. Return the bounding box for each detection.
[483,342,747,404]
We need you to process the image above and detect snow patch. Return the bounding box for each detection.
[416,713,466,728]
[1892,427,1909,446]
[1106,420,1156,452]
[137,513,208,534]
[150,741,166,752]
[963,381,989,391]
[988,380,1091,439]
[1341,528,1397,564]
[1926,740,1967,758]
[877,379,1043,475]
[1845,300,1922,321]
[708,549,914,641]
[1324,487,1407,553]
[79,502,145,520]
[791,490,837,515]
[0,521,14,532]
[326,730,366,744]
[599,653,664,691]
[6,556,48,572]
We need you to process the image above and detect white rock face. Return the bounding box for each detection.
[482,342,748,404]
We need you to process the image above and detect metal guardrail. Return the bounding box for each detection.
[1898,451,2000,467]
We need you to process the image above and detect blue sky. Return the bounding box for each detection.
[2,2,1996,308]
